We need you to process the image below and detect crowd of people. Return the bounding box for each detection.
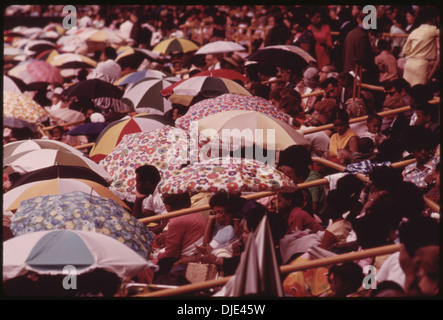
[3,5,440,298]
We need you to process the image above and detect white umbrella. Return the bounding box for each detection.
[195,41,246,55]
[3,75,22,94]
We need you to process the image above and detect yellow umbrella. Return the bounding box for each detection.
[152,38,199,55]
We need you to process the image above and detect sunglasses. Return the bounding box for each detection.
[384,90,396,96]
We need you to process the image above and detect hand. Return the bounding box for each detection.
[194,244,208,255]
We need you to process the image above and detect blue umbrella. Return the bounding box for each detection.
[67,122,108,136]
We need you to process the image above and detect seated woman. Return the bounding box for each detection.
[328,109,359,164]
[195,192,239,258]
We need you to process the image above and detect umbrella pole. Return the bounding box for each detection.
[352,64,358,101]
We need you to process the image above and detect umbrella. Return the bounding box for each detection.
[121,78,178,115]
[35,48,61,63]
[114,70,169,86]
[161,69,248,97]
[49,53,98,69]
[158,156,296,194]
[66,122,108,136]
[23,39,57,56]
[49,108,86,124]
[62,78,123,100]
[246,45,316,76]
[115,46,161,70]
[10,191,155,259]
[3,149,112,182]
[3,91,49,123]
[3,117,36,132]
[3,139,84,159]
[3,75,23,93]
[175,94,292,132]
[3,177,130,212]
[167,76,252,107]
[89,113,174,162]
[216,215,284,297]
[152,38,199,55]
[8,59,63,85]
[195,40,246,55]
[196,110,309,151]
[3,229,150,282]
[8,165,110,190]
[76,27,125,44]
[100,126,190,202]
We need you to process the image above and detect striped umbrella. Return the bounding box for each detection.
[152,37,199,55]
[89,113,175,162]
[114,70,169,86]
[35,49,61,62]
[3,139,84,159]
[50,53,97,69]
[121,77,178,115]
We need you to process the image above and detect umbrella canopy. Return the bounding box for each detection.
[100,126,190,202]
[3,91,49,123]
[115,46,161,70]
[196,110,309,151]
[175,94,292,132]
[3,139,84,158]
[10,191,155,259]
[3,75,23,94]
[3,149,112,182]
[62,78,123,100]
[152,38,199,55]
[8,165,110,190]
[216,215,284,297]
[114,70,169,86]
[23,39,57,56]
[89,113,174,162]
[3,177,130,212]
[3,229,150,281]
[8,59,63,85]
[66,122,108,136]
[50,53,97,69]
[49,108,86,124]
[3,117,36,133]
[195,40,246,55]
[76,27,125,44]
[121,78,178,115]
[35,48,61,63]
[158,157,296,194]
[246,45,316,76]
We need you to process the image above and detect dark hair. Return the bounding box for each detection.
[135,164,161,186]
[366,113,382,124]
[330,109,350,124]
[370,280,405,297]
[321,77,338,89]
[409,84,434,104]
[390,181,425,219]
[377,39,391,51]
[279,189,305,208]
[104,46,117,60]
[172,104,189,116]
[404,126,438,153]
[369,166,403,193]
[376,138,404,163]
[415,6,438,25]
[399,216,440,257]
[384,78,411,94]
[329,262,364,295]
[162,192,191,211]
[278,145,312,167]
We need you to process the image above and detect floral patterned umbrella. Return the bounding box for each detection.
[100,126,190,202]
[89,113,174,162]
[3,91,49,123]
[175,94,291,132]
[10,191,155,259]
[158,156,297,194]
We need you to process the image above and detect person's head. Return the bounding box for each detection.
[321,77,340,100]
[302,66,320,89]
[51,126,65,141]
[368,165,403,194]
[404,126,438,165]
[277,189,305,213]
[358,137,374,154]
[204,54,217,68]
[278,95,303,115]
[331,109,350,135]
[414,102,437,127]
[345,98,367,118]
[390,181,426,220]
[415,6,438,25]
[277,146,311,183]
[370,280,405,297]
[162,192,191,212]
[319,64,337,83]
[413,245,439,296]
[101,46,117,61]
[376,39,391,53]
[310,98,338,126]
[328,262,364,297]
[135,165,161,196]
[384,78,410,100]
[209,191,235,226]
[171,104,188,122]
[309,7,325,27]
[366,113,383,134]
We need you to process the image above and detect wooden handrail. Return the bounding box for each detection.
[42,119,86,132]
[74,142,95,150]
[134,243,401,297]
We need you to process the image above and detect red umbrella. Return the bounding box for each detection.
[161,69,248,96]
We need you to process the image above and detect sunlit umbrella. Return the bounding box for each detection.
[121,78,178,115]
[35,48,61,63]
[175,94,292,132]
[196,110,309,151]
[3,139,84,158]
[100,126,190,202]
[115,46,161,70]
[216,215,284,297]
[49,108,86,124]
[114,70,169,86]
[195,40,246,55]
[3,91,49,123]
[50,53,97,69]
[3,178,130,212]
[246,45,316,76]
[8,59,63,85]
[3,75,23,94]
[158,156,296,194]
[89,113,174,162]
[62,78,123,100]
[3,229,150,281]
[152,38,199,55]
[23,39,57,56]
[3,149,112,182]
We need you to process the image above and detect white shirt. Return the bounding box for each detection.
[142,188,167,215]
[376,252,406,289]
